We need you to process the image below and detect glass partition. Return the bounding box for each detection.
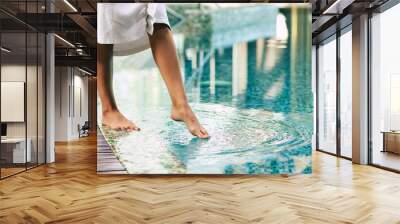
[1,30,28,177]
[27,30,38,169]
[37,0,46,165]
[0,1,46,179]
[371,4,400,171]
[38,32,46,165]
[26,0,46,169]
[339,28,352,158]
[317,35,337,154]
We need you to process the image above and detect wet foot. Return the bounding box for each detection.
[171,104,209,139]
[102,110,140,132]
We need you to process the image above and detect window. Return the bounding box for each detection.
[339,28,352,158]
[317,36,337,154]
[370,3,400,171]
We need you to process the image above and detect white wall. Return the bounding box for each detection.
[54,67,89,141]
[54,66,69,141]
[1,63,46,164]
[1,65,41,138]
[1,65,26,139]
[71,72,89,138]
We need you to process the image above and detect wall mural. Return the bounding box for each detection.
[97,3,313,174]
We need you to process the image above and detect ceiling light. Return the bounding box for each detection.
[54,34,75,48]
[323,0,341,14]
[1,47,11,53]
[63,0,78,12]
[76,48,87,55]
[78,67,93,76]
[322,0,354,15]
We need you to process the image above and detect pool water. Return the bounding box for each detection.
[99,4,312,174]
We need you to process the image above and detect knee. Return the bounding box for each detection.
[152,23,170,37]
[153,23,170,32]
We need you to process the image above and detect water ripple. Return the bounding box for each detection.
[101,103,312,174]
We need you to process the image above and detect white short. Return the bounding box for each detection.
[97,3,170,56]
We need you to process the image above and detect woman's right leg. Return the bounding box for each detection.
[97,43,139,131]
[148,24,209,138]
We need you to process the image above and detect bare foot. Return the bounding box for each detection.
[171,104,209,138]
[102,110,140,131]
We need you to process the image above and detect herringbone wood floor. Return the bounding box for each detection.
[1,134,400,224]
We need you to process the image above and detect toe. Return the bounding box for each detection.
[130,126,139,132]
[124,124,133,131]
[201,132,209,139]
[200,128,209,138]
[197,129,209,139]
[127,124,140,132]
[128,121,139,131]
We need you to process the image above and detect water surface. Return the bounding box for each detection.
[99,4,312,174]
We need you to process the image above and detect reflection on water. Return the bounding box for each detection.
[99,4,312,174]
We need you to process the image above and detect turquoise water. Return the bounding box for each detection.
[99,5,312,174]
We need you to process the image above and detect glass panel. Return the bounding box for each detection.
[27,30,38,169]
[340,29,352,158]
[318,36,337,154]
[371,4,400,171]
[38,32,45,165]
[26,0,39,169]
[0,1,46,178]
[1,30,28,177]
[312,45,317,151]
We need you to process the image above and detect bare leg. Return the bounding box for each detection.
[148,24,209,138]
[97,43,140,131]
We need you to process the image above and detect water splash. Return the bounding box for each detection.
[101,103,312,174]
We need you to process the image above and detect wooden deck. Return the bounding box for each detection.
[97,130,127,174]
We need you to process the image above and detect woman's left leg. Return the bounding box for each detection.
[97,43,140,131]
[148,24,209,138]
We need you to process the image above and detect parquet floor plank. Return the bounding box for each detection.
[1,134,400,223]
